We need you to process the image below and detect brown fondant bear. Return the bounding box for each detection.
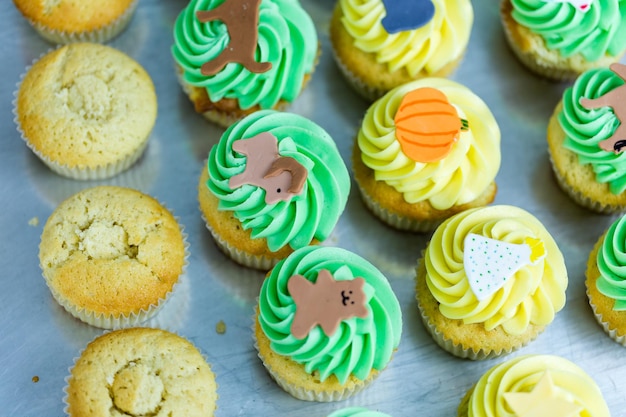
[196,0,272,76]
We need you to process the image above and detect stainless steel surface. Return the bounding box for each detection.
[1,1,625,415]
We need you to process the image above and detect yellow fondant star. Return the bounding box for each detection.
[503,371,584,417]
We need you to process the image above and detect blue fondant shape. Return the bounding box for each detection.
[381,0,435,34]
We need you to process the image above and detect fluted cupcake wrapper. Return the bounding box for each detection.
[330,47,384,102]
[24,0,138,45]
[587,288,626,347]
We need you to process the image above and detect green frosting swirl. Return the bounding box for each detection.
[258,246,402,384]
[172,0,317,109]
[558,67,626,194]
[327,407,391,417]
[510,0,626,61]
[206,110,350,252]
[596,214,626,310]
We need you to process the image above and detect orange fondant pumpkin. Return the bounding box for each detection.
[394,87,466,163]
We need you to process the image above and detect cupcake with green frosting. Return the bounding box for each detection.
[501,0,626,80]
[254,246,402,401]
[547,64,626,213]
[198,110,350,270]
[172,0,319,127]
[586,214,626,346]
[327,407,392,417]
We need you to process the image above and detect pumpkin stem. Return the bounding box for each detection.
[460,118,469,131]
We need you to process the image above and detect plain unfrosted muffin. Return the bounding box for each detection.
[547,63,626,213]
[457,354,610,417]
[329,0,473,100]
[416,205,568,359]
[353,78,500,232]
[13,0,137,44]
[65,328,218,417]
[586,214,626,346]
[199,110,350,270]
[171,0,319,127]
[14,43,157,180]
[327,407,392,417]
[255,246,402,401]
[500,0,626,80]
[39,186,186,329]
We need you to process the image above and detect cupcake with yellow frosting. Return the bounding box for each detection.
[457,354,610,416]
[329,0,473,100]
[501,0,626,80]
[416,205,568,359]
[547,63,626,213]
[586,214,626,346]
[353,78,500,232]
[254,245,402,401]
[171,0,319,127]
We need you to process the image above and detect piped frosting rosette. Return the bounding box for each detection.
[256,246,402,401]
[458,355,610,417]
[206,110,350,253]
[558,67,626,194]
[417,205,568,359]
[338,0,472,77]
[358,78,500,211]
[510,0,626,62]
[172,0,317,110]
[328,407,392,417]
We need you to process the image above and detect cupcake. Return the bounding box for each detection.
[547,63,626,213]
[585,214,626,346]
[328,407,391,417]
[457,354,610,416]
[14,43,157,180]
[353,78,500,232]
[13,0,137,44]
[65,328,218,416]
[39,186,187,329]
[416,205,568,359]
[329,0,473,100]
[501,0,626,81]
[254,246,402,401]
[171,0,319,127]
[198,110,350,270]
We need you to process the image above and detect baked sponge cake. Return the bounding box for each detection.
[547,63,626,213]
[172,0,318,127]
[416,205,568,359]
[255,246,402,401]
[198,110,350,270]
[458,354,610,416]
[65,328,218,417]
[39,186,187,329]
[501,0,626,80]
[329,0,473,100]
[353,78,500,232]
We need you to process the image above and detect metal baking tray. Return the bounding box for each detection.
[1,0,625,415]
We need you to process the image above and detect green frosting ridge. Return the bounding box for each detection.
[558,67,626,194]
[172,0,317,109]
[258,246,402,384]
[510,0,626,61]
[596,215,626,310]
[206,110,350,252]
[327,407,391,417]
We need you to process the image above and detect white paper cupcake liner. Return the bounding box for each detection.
[25,0,138,45]
[586,287,626,347]
[13,47,152,181]
[42,219,190,330]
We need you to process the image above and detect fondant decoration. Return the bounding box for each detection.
[196,0,272,76]
[464,234,546,301]
[381,0,435,34]
[503,371,584,417]
[229,132,308,204]
[288,269,368,339]
[580,63,626,153]
[394,87,468,163]
[542,0,595,13]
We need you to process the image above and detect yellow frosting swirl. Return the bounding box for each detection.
[357,78,500,210]
[424,205,567,335]
[339,0,472,75]
[467,355,610,417]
